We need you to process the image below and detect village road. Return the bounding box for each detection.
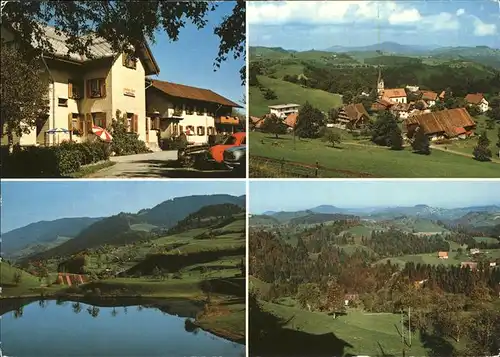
[88,150,239,178]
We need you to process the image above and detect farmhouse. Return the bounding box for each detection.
[404,108,476,141]
[1,24,160,148]
[461,262,478,270]
[268,104,300,119]
[145,79,242,145]
[371,98,393,112]
[283,113,298,130]
[464,93,489,113]
[391,102,411,119]
[420,91,438,107]
[250,116,264,130]
[438,251,449,259]
[335,103,370,129]
[381,88,407,104]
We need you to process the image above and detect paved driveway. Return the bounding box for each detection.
[89,150,243,178]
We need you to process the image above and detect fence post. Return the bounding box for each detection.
[315,161,319,177]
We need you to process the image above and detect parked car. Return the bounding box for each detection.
[208,132,246,163]
[223,145,246,176]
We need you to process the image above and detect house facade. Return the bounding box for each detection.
[146,80,242,145]
[268,104,300,119]
[465,93,489,113]
[382,88,407,104]
[420,91,438,107]
[1,25,160,148]
[336,103,371,129]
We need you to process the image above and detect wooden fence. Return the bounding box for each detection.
[250,156,380,178]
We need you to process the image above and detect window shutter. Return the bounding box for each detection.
[68,82,73,98]
[86,80,91,98]
[133,114,139,133]
[79,114,85,133]
[68,113,73,131]
[100,79,106,98]
[86,114,93,133]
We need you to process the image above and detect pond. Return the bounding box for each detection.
[1,299,245,357]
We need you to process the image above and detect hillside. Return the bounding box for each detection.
[1,217,102,256]
[250,75,342,117]
[22,195,246,261]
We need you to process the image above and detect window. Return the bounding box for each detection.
[207,126,215,135]
[68,80,82,99]
[197,126,205,136]
[179,125,183,135]
[93,112,106,128]
[185,105,194,115]
[87,78,106,98]
[173,105,183,116]
[186,125,194,135]
[58,98,68,107]
[223,135,237,145]
[122,53,137,69]
[196,107,204,115]
[126,113,134,132]
[172,123,178,135]
[71,113,79,131]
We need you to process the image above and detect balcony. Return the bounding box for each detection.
[215,116,240,125]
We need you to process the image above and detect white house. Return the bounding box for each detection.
[465,93,489,113]
[1,24,160,148]
[420,91,438,107]
[268,104,300,119]
[146,80,242,145]
[381,88,407,104]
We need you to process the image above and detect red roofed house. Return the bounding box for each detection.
[404,108,476,141]
[381,88,407,104]
[336,103,371,129]
[438,251,449,259]
[283,112,298,130]
[250,116,264,130]
[420,91,438,107]
[464,93,489,113]
[146,79,243,145]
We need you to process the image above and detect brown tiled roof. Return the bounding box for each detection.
[392,103,410,111]
[382,88,407,98]
[283,113,298,128]
[250,116,264,128]
[464,93,485,105]
[404,108,476,137]
[150,80,242,108]
[421,91,438,101]
[340,103,370,122]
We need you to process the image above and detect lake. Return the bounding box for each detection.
[1,299,245,357]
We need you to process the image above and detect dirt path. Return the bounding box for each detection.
[430,145,500,163]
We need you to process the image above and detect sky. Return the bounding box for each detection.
[149,1,245,107]
[248,0,500,50]
[250,180,500,213]
[1,180,245,233]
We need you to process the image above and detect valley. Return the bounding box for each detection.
[249,186,500,357]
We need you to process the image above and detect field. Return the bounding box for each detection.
[258,300,456,356]
[376,252,465,268]
[250,131,500,178]
[473,236,500,244]
[250,75,342,117]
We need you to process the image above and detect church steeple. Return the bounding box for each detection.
[377,66,384,97]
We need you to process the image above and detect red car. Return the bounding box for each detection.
[208,132,246,163]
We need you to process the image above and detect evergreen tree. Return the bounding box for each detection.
[473,131,492,162]
[411,126,431,155]
[295,102,325,139]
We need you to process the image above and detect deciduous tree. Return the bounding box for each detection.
[295,102,325,139]
[370,111,399,146]
[261,114,287,139]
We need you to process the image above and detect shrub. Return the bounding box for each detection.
[109,120,150,155]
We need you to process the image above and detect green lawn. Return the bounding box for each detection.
[250,132,500,178]
[473,236,499,244]
[376,252,465,268]
[259,301,439,356]
[250,75,342,117]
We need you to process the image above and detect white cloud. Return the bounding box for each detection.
[389,9,422,24]
[473,17,497,36]
[248,1,460,33]
[456,9,465,16]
